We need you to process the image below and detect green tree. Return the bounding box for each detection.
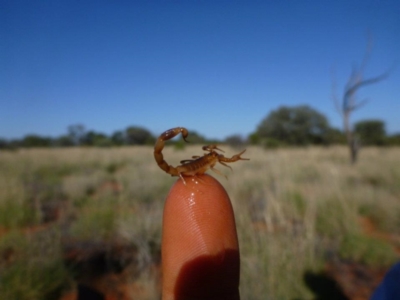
[111,130,126,146]
[54,135,74,147]
[186,130,207,144]
[82,131,112,147]
[0,138,8,149]
[325,128,346,145]
[256,105,330,146]
[67,124,86,146]
[248,132,260,145]
[225,134,245,148]
[125,126,154,145]
[354,120,386,146]
[21,135,52,147]
[387,133,400,146]
[172,130,207,150]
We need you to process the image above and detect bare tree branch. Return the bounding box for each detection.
[330,66,343,117]
[348,98,369,112]
[331,33,391,164]
[358,31,373,75]
[343,71,390,104]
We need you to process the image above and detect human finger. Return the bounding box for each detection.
[161,174,240,300]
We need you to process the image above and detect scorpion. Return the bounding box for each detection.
[154,127,249,184]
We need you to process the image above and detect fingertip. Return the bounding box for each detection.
[161,175,240,300]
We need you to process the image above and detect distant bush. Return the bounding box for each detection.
[354,119,386,146]
[225,134,246,148]
[386,133,400,146]
[256,105,331,146]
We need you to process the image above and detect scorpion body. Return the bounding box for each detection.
[154,127,249,184]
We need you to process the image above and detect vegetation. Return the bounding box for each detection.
[355,120,386,146]
[0,230,70,300]
[0,145,399,299]
[255,105,331,146]
[2,105,399,151]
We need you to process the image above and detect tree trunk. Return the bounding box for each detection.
[349,137,359,164]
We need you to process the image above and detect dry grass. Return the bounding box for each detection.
[0,146,399,299]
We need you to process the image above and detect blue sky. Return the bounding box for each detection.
[1,1,399,140]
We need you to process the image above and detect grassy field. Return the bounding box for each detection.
[0,145,400,299]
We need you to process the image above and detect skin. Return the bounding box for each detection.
[161,174,240,300]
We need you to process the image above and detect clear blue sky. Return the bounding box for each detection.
[1,1,399,140]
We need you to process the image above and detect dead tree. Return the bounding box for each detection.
[332,37,390,164]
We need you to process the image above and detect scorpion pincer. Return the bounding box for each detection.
[153,127,249,184]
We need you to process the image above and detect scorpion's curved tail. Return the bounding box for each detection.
[154,127,189,176]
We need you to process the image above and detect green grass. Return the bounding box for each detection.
[0,146,400,299]
[0,230,70,300]
[339,233,398,267]
[70,204,117,241]
[0,259,69,300]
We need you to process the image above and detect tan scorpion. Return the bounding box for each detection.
[154,127,249,184]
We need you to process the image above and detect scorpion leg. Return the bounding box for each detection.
[218,161,233,172]
[179,173,187,185]
[202,145,224,153]
[210,166,228,179]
